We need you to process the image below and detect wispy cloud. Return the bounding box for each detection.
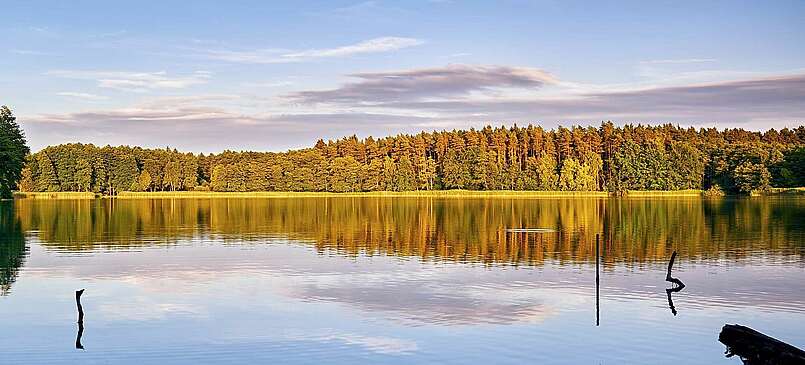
[56,92,109,101]
[640,58,717,65]
[445,52,471,58]
[10,49,52,56]
[241,81,295,88]
[374,73,805,126]
[23,90,445,152]
[206,37,423,64]
[46,70,211,92]
[321,1,413,21]
[287,64,556,104]
[292,332,418,355]
[23,67,805,153]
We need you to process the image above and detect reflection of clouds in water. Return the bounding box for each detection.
[286,330,418,355]
[20,238,805,328]
[282,270,562,326]
[97,296,208,321]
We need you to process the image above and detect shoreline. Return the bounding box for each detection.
[11,188,804,200]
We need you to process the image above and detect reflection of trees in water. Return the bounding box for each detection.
[1,202,28,295]
[13,197,805,265]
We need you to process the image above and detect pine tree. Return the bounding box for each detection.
[0,106,30,198]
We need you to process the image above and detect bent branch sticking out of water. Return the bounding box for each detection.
[665,251,685,289]
[719,324,805,364]
[665,251,685,316]
[76,289,85,350]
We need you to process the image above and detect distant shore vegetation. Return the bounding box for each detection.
[16,123,805,196]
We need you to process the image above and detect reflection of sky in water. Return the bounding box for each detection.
[1,197,804,364]
[2,237,804,364]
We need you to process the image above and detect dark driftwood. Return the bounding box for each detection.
[665,251,685,289]
[75,289,85,350]
[664,251,685,316]
[719,324,805,365]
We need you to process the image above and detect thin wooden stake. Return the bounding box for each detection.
[595,233,601,326]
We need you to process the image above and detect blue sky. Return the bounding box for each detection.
[1,0,804,152]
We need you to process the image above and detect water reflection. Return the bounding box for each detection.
[11,197,805,263]
[596,233,600,326]
[0,197,803,364]
[0,202,28,296]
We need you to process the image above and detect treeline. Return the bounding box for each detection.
[18,123,805,195]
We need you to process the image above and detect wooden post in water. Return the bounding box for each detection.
[75,289,84,322]
[75,289,85,350]
[595,233,601,326]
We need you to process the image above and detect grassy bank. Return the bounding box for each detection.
[114,190,612,199]
[15,188,803,200]
[766,187,805,196]
[13,192,98,199]
[622,189,704,197]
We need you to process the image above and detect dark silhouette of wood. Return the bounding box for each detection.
[665,251,685,289]
[719,324,805,364]
[664,251,685,316]
[75,289,85,350]
[75,289,84,322]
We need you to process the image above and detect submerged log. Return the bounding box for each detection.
[719,324,805,365]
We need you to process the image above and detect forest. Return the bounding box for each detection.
[17,123,805,195]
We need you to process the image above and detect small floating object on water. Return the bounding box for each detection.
[505,228,556,233]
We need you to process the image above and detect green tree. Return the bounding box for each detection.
[109,151,137,195]
[396,156,416,191]
[328,156,361,192]
[210,165,227,191]
[0,106,30,198]
[17,167,35,192]
[382,156,397,191]
[774,147,805,187]
[733,161,771,193]
[535,154,558,190]
[364,158,385,191]
[163,161,181,191]
[75,158,93,192]
[441,149,470,189]
[137,170,153,192]
[35,153,60,192]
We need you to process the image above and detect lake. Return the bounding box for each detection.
[1,197,803,364]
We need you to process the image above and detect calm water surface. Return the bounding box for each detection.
[1,197,804,364]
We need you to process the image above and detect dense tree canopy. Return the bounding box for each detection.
[17,123,805,195]
[0,106,30,199]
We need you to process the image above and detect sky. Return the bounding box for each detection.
[1,0,804,153]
